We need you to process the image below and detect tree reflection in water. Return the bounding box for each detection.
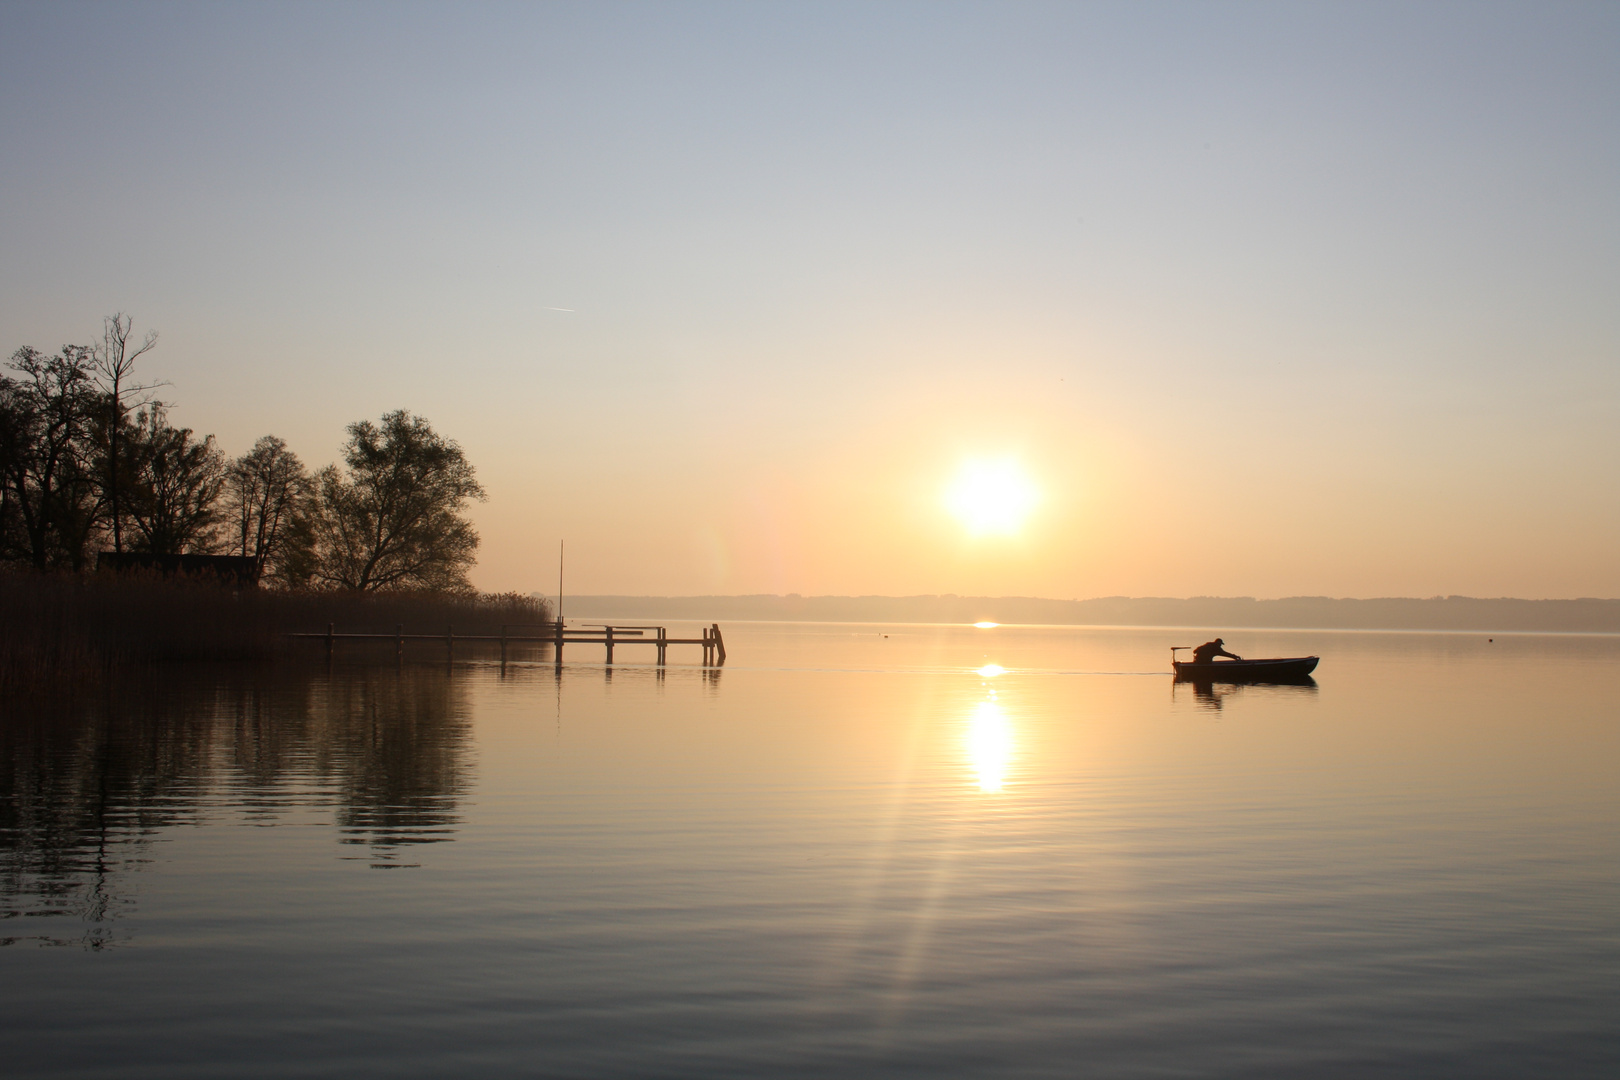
[0,663,471,946]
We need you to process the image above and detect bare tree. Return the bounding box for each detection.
[122,404,226,555]
[90,313,162,554]
[224,435,309,583]
[287,410,485,591]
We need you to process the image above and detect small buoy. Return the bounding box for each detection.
[1488,638,1493,643]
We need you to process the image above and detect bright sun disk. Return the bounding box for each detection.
[945,459,1039,536]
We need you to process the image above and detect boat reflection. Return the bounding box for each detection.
[1175,676,1319,712]
[966,698,1014,792]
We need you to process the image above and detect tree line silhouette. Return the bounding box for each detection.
[1,313,484,591]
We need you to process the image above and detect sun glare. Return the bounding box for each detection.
[945,459,1039,536]
[966,699,1014,792]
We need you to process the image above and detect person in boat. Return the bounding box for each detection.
[1191,638,1243,664]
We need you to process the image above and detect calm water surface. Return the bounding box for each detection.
[3,624,1617,1077]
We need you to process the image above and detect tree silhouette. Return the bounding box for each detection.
[224,436,310,584]
[89,314,162,555]
[286,410,484,591]
[121,404,226,555]
[0,346,102,570]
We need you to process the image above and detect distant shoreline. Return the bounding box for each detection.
[551,594,1620,634]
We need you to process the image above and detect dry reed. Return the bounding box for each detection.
[0,571,550,694]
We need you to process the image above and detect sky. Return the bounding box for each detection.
[2,1,1616,600]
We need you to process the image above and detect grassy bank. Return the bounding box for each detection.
[0,572,550,693]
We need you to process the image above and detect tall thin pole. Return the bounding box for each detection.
[557,540,564,625]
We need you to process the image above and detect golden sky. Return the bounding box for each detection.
[3,3,1616,598]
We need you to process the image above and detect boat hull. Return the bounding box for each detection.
[1172,656,1319,683]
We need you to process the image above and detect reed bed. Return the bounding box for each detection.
[0,572,550,694]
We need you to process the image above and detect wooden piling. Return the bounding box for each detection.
[291,622,721,666]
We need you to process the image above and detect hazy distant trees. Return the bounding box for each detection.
[284,411,485,592]
[223,436,309,584]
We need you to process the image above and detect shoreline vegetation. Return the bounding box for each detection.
[3,314,488,592]
[0,572,550,695]
[557,594,1620,634]
[1,312,544,695]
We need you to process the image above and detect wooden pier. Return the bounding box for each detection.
[291,621,726,666]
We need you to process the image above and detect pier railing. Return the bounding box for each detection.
[290,621,726,666]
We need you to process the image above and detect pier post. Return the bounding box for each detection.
[702,626,711,666]
[657,626,667,666]
[554,620,563,665]
[712,623,726,665]
[500,624,508,666]
[605,624,614,665]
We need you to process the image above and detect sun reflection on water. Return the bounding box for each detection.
[966,698,1014,792]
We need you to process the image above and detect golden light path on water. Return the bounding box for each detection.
[966,697,1014,793]
[969,642,1012,792]
[8,624,1620,1076]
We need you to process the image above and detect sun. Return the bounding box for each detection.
[944,458,1040,536]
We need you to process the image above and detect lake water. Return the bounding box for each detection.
[3,623,1617,1078]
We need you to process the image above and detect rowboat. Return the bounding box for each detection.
[1170,652,1319,682]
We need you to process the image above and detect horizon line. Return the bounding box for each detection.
[536,592,1620,604]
